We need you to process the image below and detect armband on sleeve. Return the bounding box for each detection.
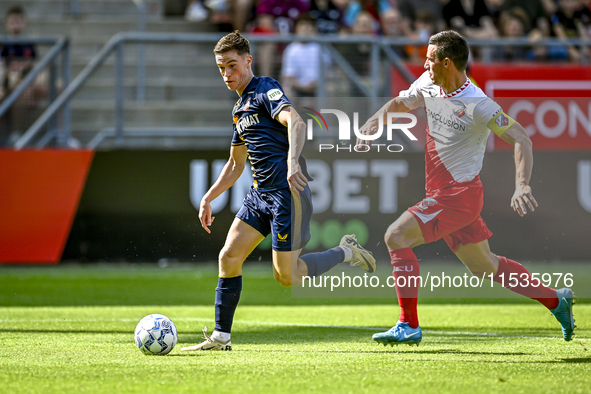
[487,111,515,137]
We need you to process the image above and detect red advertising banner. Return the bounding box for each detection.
[492,97,591,151]
[0,150,94,263]
[469,63,591,98]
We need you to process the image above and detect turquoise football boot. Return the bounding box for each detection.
[373,321,422,346]
[550,288,576,341]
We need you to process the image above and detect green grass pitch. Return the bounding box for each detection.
[0,264,589,393]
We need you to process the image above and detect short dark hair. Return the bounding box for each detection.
[213,31,250,56]
[428,30,469,71]
[6,5,25,19]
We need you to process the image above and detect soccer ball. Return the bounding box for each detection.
[134,314,178,355]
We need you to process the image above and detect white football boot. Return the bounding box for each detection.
[340,234,377,273]
[181,327,232,351]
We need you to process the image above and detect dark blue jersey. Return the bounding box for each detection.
[231,76,310,191]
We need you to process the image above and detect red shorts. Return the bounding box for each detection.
[407,185,493,253]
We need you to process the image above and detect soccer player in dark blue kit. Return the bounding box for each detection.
[181,32,376,351]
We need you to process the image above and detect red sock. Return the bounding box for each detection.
[493,256,559,309]
[390,248,420,328]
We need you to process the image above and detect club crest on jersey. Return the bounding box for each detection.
[495,113,509,127]
[242,98,251,112]
[236,113,260,134]
[453,104,466,118]
[418,197,437,210]
[267,88,283,101]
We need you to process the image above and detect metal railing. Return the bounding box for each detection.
[14,32,419,149]
[13,32,591,150]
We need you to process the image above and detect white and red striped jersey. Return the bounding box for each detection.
[400,71,502,192]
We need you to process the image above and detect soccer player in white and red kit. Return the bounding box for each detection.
[359,31,576,345]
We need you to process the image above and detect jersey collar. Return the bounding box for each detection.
[440,78,471,98]
[240,76,259,100]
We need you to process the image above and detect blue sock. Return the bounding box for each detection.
[300,247,345,277]
[214,276,242,334]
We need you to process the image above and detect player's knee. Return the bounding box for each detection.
[218,248,243,272]
[384,226,407,250]
[274,271,293,287]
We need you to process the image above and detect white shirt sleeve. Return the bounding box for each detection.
[398,71,430,110]
[472,97,503,128]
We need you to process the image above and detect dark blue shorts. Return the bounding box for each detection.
[236,185,312,252]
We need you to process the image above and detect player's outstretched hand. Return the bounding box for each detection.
[287,162,308,194]
[511,184,538,217]
[356,117,379,149]
[199,199,215,233]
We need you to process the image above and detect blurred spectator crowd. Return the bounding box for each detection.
[184,0,591,65]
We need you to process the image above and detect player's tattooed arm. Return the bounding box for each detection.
[277,106,309,193]
[498,121,538,217]
[356,97,412,148]
[199,144,248,233]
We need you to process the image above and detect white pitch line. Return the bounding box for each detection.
[0,317,559,339]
